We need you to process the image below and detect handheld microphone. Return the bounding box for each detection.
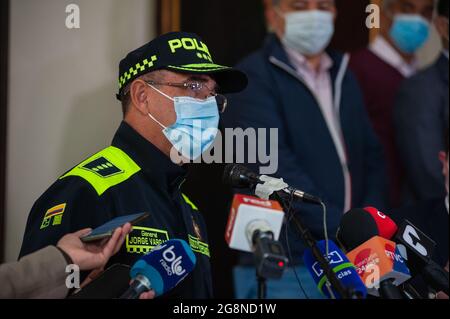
[120,239,196,299]
[336,208,380,251]
[336,207,398,252]
[394,220,448,295]
[303,240,367,299]
[346,236,411,298]
[223,164,322,205]
[346,207,448,295]
[362,207,398,239]
[337,208,411,298]
[225,194,288,279]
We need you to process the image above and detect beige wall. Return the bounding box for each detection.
[6,0,156,261]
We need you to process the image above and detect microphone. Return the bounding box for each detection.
[120,239,196,299]
[362,207,398,239]
[303,240,367,299]
[336,208,381,251]
[223,164,322,205]
[394,220,448,295]
[346,236,411,299]
[336,208,410,298]
[225,194,288,279]
[343,207,449,295]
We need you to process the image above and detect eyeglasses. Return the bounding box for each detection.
[145,80,227,113]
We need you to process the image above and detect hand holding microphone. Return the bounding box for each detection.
[120,239,196,299]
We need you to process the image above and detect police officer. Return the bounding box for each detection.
[19,32,248,298]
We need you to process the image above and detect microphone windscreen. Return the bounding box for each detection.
[303,240,367,299]
[363,207,398,239]
[129,239,196,296]
[337,208,379,251]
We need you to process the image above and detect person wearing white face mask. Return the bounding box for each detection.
[350,0,435,209]
[394,0,449,205]
[223,0,387,299]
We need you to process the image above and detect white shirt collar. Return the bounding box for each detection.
[369,35,418,78]
[443,50,449,60]
[283,45,333,75]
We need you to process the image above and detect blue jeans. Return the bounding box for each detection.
[233,265,325,299]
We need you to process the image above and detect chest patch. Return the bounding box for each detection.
[126,226,169,254]
[40,203,66,229]
[188,234,210,258]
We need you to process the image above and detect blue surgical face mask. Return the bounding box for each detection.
[277,9,335,56]
[147,85,220,161]
[389,14,430,54]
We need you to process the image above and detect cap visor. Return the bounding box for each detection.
[166,63,248,94]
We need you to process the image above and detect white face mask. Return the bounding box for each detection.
[277,9,335,56]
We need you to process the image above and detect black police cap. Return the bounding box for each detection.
[116,32,248,100]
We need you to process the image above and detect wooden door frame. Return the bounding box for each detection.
[157,0,181,35]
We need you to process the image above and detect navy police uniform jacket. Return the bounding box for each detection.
[19,121,213,298]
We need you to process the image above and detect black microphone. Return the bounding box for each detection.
[223,164,322,205]
[338,208,449,297]
[337,208,410,299]
[394,220,449,295]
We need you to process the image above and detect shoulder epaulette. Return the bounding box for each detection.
[60,146,141,195]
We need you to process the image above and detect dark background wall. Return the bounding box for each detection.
[179,0,371,298]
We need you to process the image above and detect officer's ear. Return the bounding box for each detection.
[129,79,150,116]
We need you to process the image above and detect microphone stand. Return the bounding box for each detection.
[272,191,352,299]
[257,274,267,299]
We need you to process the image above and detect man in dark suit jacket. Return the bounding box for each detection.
[392,132,449,298]
[394,0,449,204]
[223,0,386,298]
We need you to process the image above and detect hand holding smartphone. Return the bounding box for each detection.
[80,212,149,242]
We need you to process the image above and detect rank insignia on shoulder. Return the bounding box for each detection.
[40,203,66,229]
[81,156,124,178]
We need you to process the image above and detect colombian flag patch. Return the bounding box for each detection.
[40,203,66,229]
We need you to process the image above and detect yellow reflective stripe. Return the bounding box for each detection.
[119,55,158,89]
[179,63,228,68]
[60,146,141,196]
[182,193,198,211]
[168,64,229,72]
[188,234,210,257]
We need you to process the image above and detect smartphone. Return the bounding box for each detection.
[80,212,150,242]
[68,264,131,299]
